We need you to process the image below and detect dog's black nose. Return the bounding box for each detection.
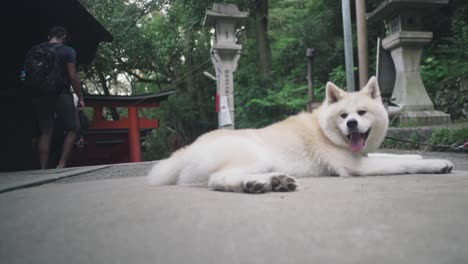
[347,119,358,129]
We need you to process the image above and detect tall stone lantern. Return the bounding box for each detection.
[204,3,248,129]
[367,0,450,125]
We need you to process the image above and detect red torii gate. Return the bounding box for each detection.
[68,89,174,166]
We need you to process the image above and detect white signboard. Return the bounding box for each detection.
[218,95,232,126]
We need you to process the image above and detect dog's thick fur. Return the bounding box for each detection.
[147,77,454,193]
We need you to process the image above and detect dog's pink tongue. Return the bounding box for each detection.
[350,133,364,152]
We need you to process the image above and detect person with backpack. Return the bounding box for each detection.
[25,26,85,169]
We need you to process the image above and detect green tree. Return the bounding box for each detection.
[81,0,468,160]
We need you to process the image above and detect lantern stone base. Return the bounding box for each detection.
[395,110,451,126]
[382,31,451,126]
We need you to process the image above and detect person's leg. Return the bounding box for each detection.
[32,96,56,169]
[56,128,77,168]
[38,127,53,169]
[56,93,79,168]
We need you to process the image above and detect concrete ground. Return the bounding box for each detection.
[1,150,468,264]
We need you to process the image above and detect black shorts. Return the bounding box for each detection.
[32,93,77,131]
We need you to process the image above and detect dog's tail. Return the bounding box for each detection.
[147,149,185,185]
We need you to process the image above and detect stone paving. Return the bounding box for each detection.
[0,165,109,193]
[0,150,467,264]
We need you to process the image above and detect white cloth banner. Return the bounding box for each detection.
[219,95,232,126]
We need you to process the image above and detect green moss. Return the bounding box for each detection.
[381,134,420,150]
[429,127,468,146]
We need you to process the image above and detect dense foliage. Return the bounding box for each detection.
[80,0,468,159]
[420,0,468,121]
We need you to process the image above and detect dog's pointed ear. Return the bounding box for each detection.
[325,82,344,104]
[361,76,381,99]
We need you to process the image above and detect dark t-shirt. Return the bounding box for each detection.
[56,44,76,64]
[54,44,76,94]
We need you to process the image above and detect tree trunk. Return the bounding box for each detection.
[184,31,195,95]
[255,0,272,83]
[184,30,195,140]
[97,69,120,120]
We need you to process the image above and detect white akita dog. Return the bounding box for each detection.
[147,77,454,193]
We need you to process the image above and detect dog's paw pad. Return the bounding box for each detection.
[439,164,453,174]
[436,161,454,174]
[271,175,297,192]
[448,165,453,173]
[243,181,268,194]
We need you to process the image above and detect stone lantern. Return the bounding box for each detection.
[204,3,248,129]
[367,0,450,125]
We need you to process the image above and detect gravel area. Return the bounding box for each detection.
[56,150,468,184]
[56,161,156,183]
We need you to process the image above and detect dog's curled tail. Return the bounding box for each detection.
[147,150,185,185]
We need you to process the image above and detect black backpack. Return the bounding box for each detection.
[23,42,67,95]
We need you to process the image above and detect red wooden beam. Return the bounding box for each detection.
[128,106,142,162]
[89,117,159,130]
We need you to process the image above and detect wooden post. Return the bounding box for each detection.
[128,106,141,162]
[356,0,369,89]
[306,48,318,112]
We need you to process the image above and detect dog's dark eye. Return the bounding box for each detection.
[340,113,348,119]
[358,110,367,116]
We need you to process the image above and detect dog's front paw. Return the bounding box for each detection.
[271,175,297,192]
[418,159,454,174]
[435,160,454,174]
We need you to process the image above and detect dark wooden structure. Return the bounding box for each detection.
[1,0,112,172]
